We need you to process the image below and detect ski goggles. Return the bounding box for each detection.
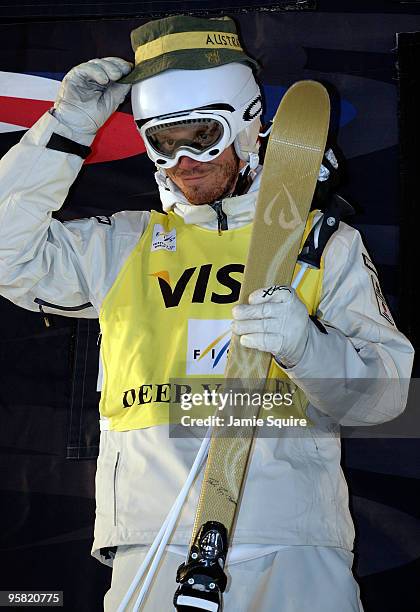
[137,111,233,168]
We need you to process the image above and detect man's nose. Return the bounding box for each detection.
[176,156,203,170]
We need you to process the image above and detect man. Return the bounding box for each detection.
[0,14,414,612]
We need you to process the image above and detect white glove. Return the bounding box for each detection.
[52,57,132,136]
[231,286,310,367]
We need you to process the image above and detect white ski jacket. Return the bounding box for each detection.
[0,112,414,565]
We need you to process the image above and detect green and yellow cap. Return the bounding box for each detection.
[119,15,258,84]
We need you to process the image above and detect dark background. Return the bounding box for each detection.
[1,1,420,610]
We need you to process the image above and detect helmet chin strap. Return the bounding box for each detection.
[231,162,254,198]
[248,151,260,170]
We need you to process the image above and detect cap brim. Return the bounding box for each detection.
[118,49,259,84]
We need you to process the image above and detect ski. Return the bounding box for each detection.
[174,80,330,612]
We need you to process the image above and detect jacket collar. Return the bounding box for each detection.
[155,167,262,229]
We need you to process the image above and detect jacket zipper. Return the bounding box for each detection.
[210,200,228,235]
[35,298,93,329]
[38,304,51,328]
[113,451,120,527]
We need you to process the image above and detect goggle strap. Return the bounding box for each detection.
[146,117,216,135]
[135,103,235,130]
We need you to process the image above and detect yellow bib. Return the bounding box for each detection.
[99,210,324,431]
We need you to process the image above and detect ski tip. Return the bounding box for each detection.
[289,79,328,93]
[273,79,330,124]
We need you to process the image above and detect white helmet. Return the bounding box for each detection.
[131,63,262,169]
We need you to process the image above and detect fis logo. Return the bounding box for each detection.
[150,263,244,308]
[151,224,177,252]
[187,320,231,375]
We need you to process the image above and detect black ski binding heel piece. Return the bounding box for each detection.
[174,521,228,612]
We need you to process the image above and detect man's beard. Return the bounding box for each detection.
[168,155,240,205]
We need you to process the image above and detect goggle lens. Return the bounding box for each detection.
[145,118,224,159]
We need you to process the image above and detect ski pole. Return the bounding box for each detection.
[118,429,212,611]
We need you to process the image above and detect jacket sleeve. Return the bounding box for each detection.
[0,111,149,318]
[285,220,414,426]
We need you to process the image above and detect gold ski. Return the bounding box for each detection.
[174,80,330,612]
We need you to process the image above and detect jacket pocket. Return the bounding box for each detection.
[34,297,93,312]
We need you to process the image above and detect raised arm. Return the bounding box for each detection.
[0,58,138,318]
